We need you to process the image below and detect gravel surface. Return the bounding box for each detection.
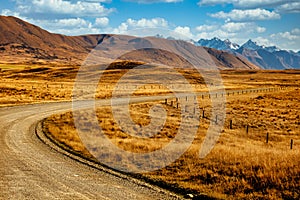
[0,101,183,200]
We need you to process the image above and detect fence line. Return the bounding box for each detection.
[162,86,295,149]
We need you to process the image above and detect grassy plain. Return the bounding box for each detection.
[1,63,299,199]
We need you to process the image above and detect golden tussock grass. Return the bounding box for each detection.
[1,64,300,199]
[43,87,299,199]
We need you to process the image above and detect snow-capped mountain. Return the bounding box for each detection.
[195,37,239,51]
[224,39,240,50]
[264,46,280,53]
[241,39,261,51]
[242,40,281,53]
[196,37,300,69]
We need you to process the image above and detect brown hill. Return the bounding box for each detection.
[0,16,260,69]
[0,16,109,64]
[205,48,259,69]
[81,34,260,69]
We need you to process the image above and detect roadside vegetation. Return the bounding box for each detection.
[1,63,299,199]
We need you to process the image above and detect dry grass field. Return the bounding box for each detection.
[0,62,205,106]
[1,64,299,199]
[43,87,300,199]
[1,62,298,106]
[0,64,77,106]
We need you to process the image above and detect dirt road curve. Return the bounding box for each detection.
[0,87,277,199]
[0,101,182,200]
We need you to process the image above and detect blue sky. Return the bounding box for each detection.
[1,0,299,51]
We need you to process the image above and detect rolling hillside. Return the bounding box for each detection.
[0,16,259,69]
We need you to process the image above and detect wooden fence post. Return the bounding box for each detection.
[230,119,233,129]
[291,139,293,149]
[202,109,205,118]
[246,125,249,134]
[165,99,167,104]
[266,133,269,143]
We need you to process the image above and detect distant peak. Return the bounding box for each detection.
[212,37,221,41]
[246,39,256,44]
[242,39,261,50]
[195,37,239,51]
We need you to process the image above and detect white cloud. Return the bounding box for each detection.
[1,9,22,18]
[82,0,112,2]
[124,0,183,3]
[221,22,248,32]
[256,26,266,33]
[16,0,114,17]
[196,29,236,40]
[126,18,169,28]
[26,18,107,35]
[271,29,300,41]
[113,17,169,34]
[195,22,267,45]
[95,17,109,27]
[269,29,300,50]
[220,22,265,33]
[291,28,300,35]
[198,0,299,9]
[116,22,129,33]
[224,22,266,34]
[112,19,196,40]
[276,2,300,13]
[252,37,275,47]
[210,9,280,21]
[58,18,90,27]
[50,27,101,35]
[0,9,110,36]
[196,25,218,32]
[173,26,194,39]
[198,0,230,6]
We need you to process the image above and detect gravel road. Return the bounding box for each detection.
[0,101,183,200]
[0,87,277,199]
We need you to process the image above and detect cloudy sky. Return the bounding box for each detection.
[1,0,299,51]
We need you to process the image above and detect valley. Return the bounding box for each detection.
[0,14,299,200]
[1,63,299,199]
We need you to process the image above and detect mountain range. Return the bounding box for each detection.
[0,16,298,69]
[195,38,300,69]
[0,16,259,69]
